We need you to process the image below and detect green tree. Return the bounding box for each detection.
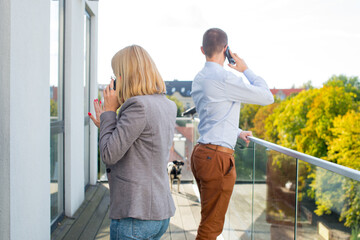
[325,111,360,229]
[166,95,184,117]
[324,75,360,101]
[259,79,360,232]
[251,102,279,139]
[327,111,360,169]
[297,86,356,158]
[301,80,314,90]
[264,89,320,149]
[50,99,58,117]
[239,103,261,130]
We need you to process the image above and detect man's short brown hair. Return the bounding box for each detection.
[202,28,228,58]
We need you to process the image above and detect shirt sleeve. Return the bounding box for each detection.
[237,128,243,138]
[224,69,274,105]
[99,99,146,166]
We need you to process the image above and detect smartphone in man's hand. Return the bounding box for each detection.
[225,46,236,65]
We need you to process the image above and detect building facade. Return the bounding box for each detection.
[0,0,99,239]
[270,88,304,100]
[165,80,194,110]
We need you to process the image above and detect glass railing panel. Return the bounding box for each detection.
[172,117,196,181]
[296,160,360,240]
[234,139,267,182]
[223,140,255,239]
[254,145,297,240]
[98,126,107,181]
[50,132,64,223]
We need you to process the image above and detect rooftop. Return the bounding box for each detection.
[165,80,192,97]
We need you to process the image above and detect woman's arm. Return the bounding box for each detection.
[99,98,146,166]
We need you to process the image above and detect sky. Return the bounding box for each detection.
[97,0,360,89]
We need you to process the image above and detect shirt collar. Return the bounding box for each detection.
[205,61,224,69]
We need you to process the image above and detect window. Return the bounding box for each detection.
[181,87,185,93]
[50,0,64,225]
[172,87,176,93]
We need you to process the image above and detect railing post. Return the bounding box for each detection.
[294,158,299,240]
[251,142,256,240]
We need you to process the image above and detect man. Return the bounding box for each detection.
[191,28,274,240]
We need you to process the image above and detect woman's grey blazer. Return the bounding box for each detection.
[99,94,177,220]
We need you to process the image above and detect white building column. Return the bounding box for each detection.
[0,0,50,239]
[87,1,99,186]
[64,0,86,217]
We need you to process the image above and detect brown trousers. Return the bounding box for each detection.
[191,143,236,240]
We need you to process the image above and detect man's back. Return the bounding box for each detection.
[192,61,274,149]
[190,27,274,240]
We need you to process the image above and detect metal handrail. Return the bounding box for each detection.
[249,136,360,182]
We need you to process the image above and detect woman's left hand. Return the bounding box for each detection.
[89,99,104,128]
[104,79,120,112]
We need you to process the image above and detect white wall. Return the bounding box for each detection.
[0,0,11,239]
[0,0,50,239]
[87,1,99,186]
[64,0,99,217]
[0,0,99,238]
[64,0,86,217]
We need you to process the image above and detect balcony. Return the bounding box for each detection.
[52,117,360,240]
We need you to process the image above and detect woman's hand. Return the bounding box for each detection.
[89,99,104,128]
[104,79,120,112]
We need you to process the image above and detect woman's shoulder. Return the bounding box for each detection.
[125,94,173,105]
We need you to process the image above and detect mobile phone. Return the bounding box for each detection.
[225,46,236,65]
[111,76,116,90]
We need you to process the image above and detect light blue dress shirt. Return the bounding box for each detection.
[191,61,274,149]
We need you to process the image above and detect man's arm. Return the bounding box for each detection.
[226,51,274,105]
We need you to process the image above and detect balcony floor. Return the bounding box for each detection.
[51,182,201,240]
[51,182,324,240]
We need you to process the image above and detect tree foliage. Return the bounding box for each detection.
[265,89,321,149]
[324,75,360,101]
[239,103,261,130]
[251,102,279,139]
[297,86,357,158]
[240,75,360,230]
[166,95,184,117]
[50,99,58,117]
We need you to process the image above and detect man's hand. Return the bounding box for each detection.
[239,131,253,147]
[227,48,248,73]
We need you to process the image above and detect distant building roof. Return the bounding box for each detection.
[270,88,304,99]
[165,80,192,97]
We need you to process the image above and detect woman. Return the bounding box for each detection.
[89,45,177,240]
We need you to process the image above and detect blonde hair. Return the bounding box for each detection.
[111,45,166,105]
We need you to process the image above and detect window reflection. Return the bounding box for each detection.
[50,133,64,220]
[50,0,64,224]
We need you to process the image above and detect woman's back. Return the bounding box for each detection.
[99,94,177,220]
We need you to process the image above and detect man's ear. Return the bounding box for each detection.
[224,44,228,53]
[201,46,205,55]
